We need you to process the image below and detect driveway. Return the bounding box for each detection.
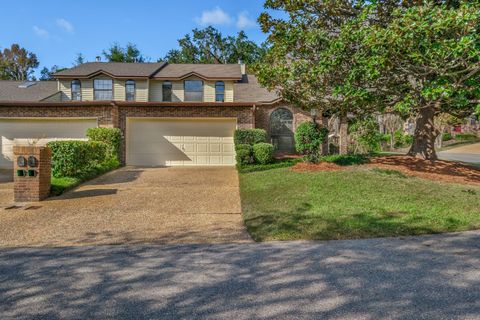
[1,231,479,319]
[0,167,251,246]
[439,142,480,164]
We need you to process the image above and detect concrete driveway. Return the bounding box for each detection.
[0,167,251,246]
[439,142,480,164]
[0,231,479,319]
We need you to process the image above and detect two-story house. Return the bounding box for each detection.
[0,62,310,168]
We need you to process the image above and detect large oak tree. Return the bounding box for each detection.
[0,44,39,81]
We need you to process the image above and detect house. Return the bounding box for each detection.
[0,62,310,168]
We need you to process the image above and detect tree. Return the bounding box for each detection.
[39,65,67,81]
[0,44,39,80]
[73,53,85,66]
[348,2,480,159]
[378,114,404,150]
[163,27,265,65]
[103,43,146,62]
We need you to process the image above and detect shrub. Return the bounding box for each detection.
[234,129,267,146]
[86,127,122,159]
[455,133,478,141]
[349,118,382,153]
[394,130,413,148]
[294,121,328,163]
[47,140,108,177]
[442,132,453,141]
[319,154,368,166]
[253,143,274,164]
[235,144,253,166]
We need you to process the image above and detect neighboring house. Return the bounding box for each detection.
[0,62,310,168]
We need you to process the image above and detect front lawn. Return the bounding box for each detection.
[239,167,480,241]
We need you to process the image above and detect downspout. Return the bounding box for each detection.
[252,104,257,129]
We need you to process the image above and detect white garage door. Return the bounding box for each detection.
[0,118,98,169]
[127,118,236,166]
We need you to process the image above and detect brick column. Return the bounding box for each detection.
[13,146,52,202]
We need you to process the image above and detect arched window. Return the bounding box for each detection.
[162,81,172,102]
[269,108,295,152]
[215,81,225,102]
[71,80,81,101]
[125,80,135,101]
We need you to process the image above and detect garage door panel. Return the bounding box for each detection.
[127,118,236,166]
[0,118,97,169]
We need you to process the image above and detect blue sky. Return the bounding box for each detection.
[0,1,279,77]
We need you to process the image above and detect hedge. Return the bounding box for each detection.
[294,122,328,163]
[235,144,254,166]
[47,140,108,177]
[86,127,122,159]
[234,129,267,146]
[253,143,274,165]
[455,133,478,141]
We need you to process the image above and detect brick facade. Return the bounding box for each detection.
[0,104,254,164]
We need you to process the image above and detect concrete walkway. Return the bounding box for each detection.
[439,142,480,164]
[0,167,251,246]
[1,231,479,319]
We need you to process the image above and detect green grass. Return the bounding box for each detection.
[240,167,480,241]
[237,158,302,173]
[50,160,120,196]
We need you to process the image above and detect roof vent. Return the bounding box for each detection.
[18,81,37,88]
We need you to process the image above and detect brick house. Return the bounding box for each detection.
[0,62,310,168]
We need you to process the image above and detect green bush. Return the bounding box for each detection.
[394,130,413,148]
[349,118,382,153]
[253,143,274,165]
[319,154,368,166]
[234,129,267,146]
[442,132,453,141]
[294,122,328,163]
[235,144,253,166]
[86,127,122,159]
[455,133,478,141]
[47,140,108,177]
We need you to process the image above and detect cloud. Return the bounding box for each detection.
[195,7,233,26]
[33,26,49,38]
[236,11,256,29]
[56,18,74,33]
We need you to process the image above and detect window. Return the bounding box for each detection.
[93,79,113,100]
[215,81,225,102]
[184,80,203,102]
[162,81,172,102]
[71,80,81,101]
[125,80,135,101]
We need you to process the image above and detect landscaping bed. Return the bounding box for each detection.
[240,165,480,241]
[291,155,480,186]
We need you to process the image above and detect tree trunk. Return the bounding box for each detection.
[390,132,395,150]
[321,116,329,156]
[339,116,348,155]
[407,106,439,160]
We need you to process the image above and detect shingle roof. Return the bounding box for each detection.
[234,75,280,103]
[54,62,166,78]
[0,81,59,101]
[152,64,242,80]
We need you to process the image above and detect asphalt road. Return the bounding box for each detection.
[438,152,480,164]
[1,231,479,320]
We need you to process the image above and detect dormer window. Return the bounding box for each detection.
[125,80,135,101]
[215,81,225,102]
[184,80,203,102]
[94,79,113,100]
[71,80,81,101]
[162,81,172,102]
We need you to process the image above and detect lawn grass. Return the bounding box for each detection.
[239,167,480,241]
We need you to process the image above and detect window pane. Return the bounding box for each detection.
[215,94,224,102]
[184,80,203,92]
[71,80,81,101]
[125,80,135,101]
[185,91,203,102]
[162,81,172,102]
[93,79,113,100]
[215,81,225,93]
[94,90,113,100]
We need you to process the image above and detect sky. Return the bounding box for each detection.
[0,0,282,77]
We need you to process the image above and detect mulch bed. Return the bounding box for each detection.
[291,156,480,186]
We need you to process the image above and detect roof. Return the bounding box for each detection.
[152,64,242,80]
[234,75,280,103]
[54,62,166,78]
[0,81,59,102]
